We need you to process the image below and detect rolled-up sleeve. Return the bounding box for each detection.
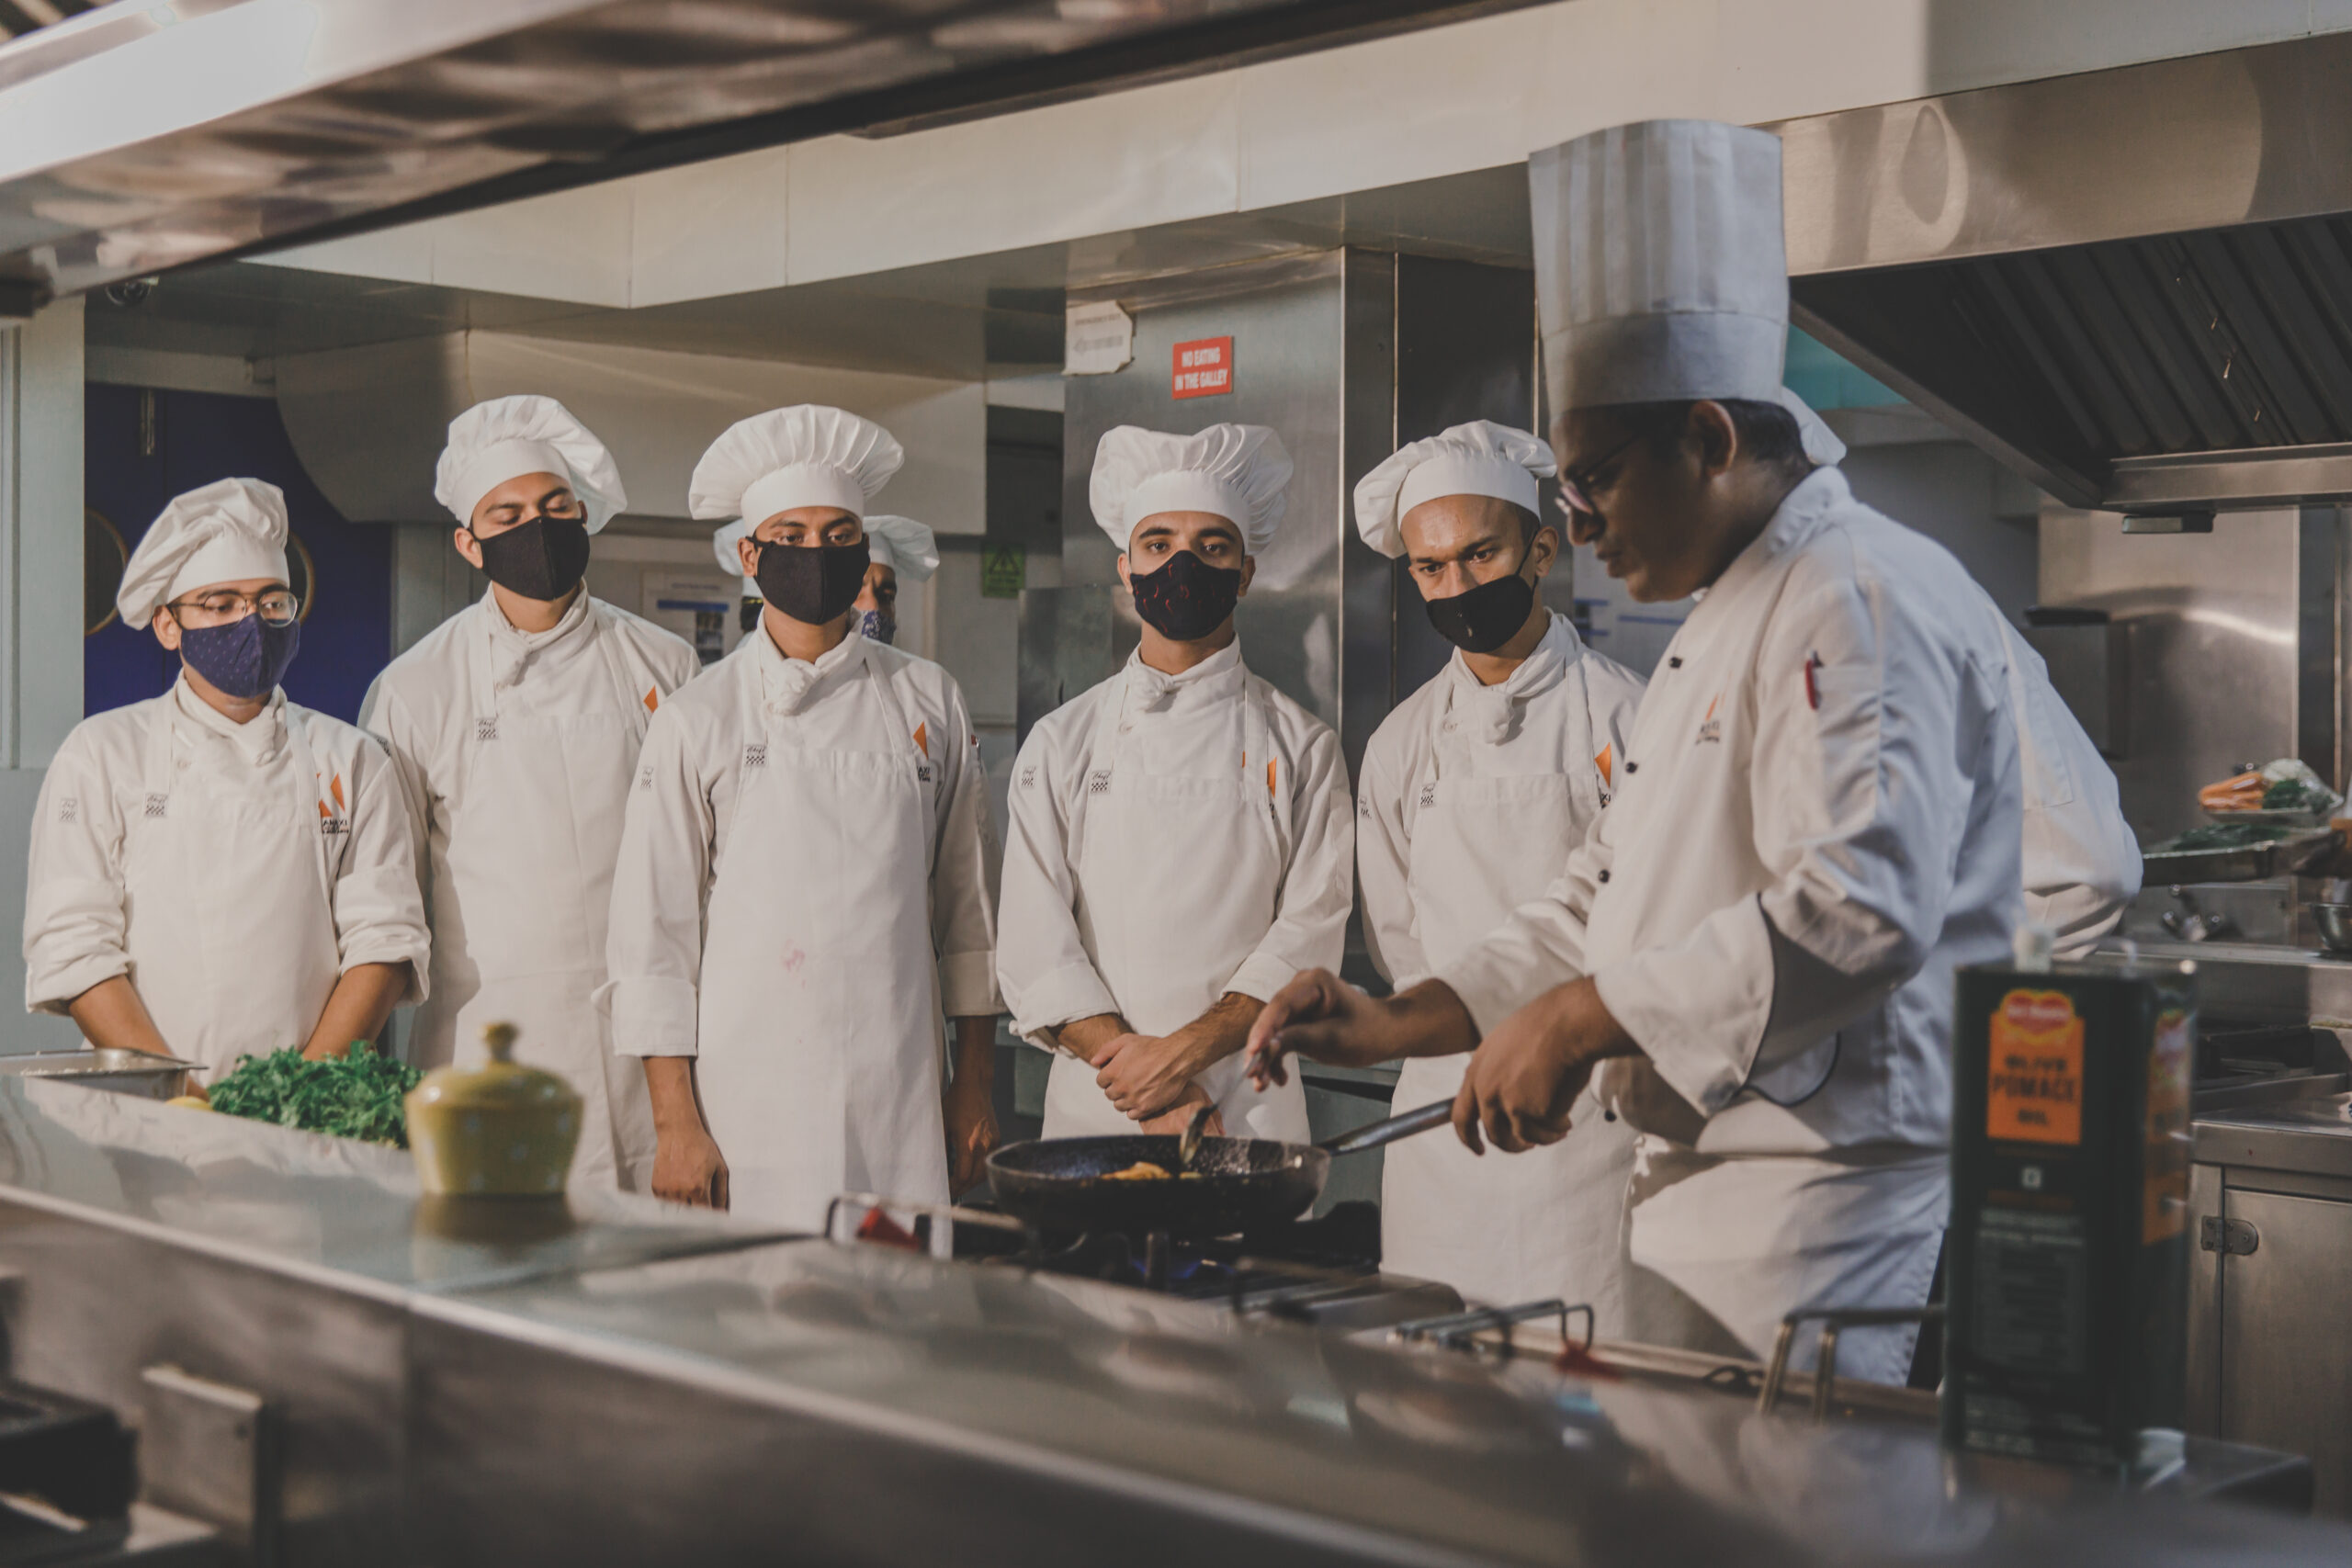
[332,735,433,999]
[930,682,1001,1018]
[1224,721,1353,1003]
[995,716,1120,1047]
[24,734,131,1014]
[602,704,713,1056]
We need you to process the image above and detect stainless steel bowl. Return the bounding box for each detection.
[2313,904,2352,955]
[0,1049,198,1100]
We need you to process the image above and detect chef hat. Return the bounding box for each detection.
[435,395,627,532]
[862,514,939,583]
[1531,118,1788,412]
[711,519,757,597]
[1773,387,1848,466]
[1351,421,1556,559]
[118,478,290,626]
[1088,423,1292,554]
[688,405,903,526]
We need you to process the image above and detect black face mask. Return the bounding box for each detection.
[1424,547,1540,654]
[755,539,869,626]
[1127,548,1242,642]
[474,513,591,603]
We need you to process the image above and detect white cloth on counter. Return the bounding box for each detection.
[1087,424,1293,555]
[24,677,430,1079]
[1434,467,2023,1378]
[1351,422,1555,558]
[602,626,1000,1226]
[997,641,1351,1140]
[117,479,290,626]
[360,589,699,1191]
[1357,612,1646,1320]
[689,405,903,526]
[434,395,628,530]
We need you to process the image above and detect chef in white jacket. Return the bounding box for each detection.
[606,405,1001,1224]
[26,479,429,1079]
[997,423,1353,1140]
[1248,119,2024,1382]
[1351,420,1646,1319]
[361,397,699,1190]
[850,514,937,647]
[1773,390,2142,959]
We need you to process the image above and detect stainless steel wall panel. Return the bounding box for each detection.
[1339,250,1399,779]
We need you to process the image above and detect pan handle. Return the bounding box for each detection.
[1317,1099,1454,1157]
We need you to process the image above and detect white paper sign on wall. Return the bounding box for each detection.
[1065,301,1134,377]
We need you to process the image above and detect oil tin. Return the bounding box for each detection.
[1942,959,2194,1465]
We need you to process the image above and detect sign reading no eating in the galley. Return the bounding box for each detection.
[1170,336,1233,399]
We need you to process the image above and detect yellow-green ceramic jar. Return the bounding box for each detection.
[405,1022,581,1197]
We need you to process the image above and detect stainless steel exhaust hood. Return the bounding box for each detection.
[0,0,1536,317]
[1776,30,2352,515]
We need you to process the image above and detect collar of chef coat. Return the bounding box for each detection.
[1673,465,1850,655]
[479,586,594,693]
[749,615,869,716]
[1121,639,1246,716]
[170,672,287,765]
[1437,610,1583,745]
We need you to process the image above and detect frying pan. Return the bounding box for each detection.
[986,1100,1454,1236]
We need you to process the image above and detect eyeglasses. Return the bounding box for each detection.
[166,589,300,626]
[1555,432,1645,520]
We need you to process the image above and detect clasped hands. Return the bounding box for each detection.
[1091,1026,1227,1135]
[1241,971,1635,1153]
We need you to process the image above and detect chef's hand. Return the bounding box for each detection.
[1092,1031,1212,1121]
[1453,977,1636,1156]
[1139,1082,1225,1138]
[944,1073,999,1193]
[1244,974,1478,1089]
[652,1125,729,1210]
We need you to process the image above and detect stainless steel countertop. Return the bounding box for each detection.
[2195,1092,2352,1178]
[0,1076,790,1298]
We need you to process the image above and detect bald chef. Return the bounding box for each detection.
[997,424,1352,1139]
[1351,421,1646,1319]
[1249,119,2024,1382]
[606,406,1000,1223]
[26,479,428,1077]
[362,397,699,1190]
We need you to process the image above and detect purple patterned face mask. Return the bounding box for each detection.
[1126,549,1240,641]
[857,607,897,646]
[179,614,300,698]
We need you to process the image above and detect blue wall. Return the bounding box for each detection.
[85,386,392,723]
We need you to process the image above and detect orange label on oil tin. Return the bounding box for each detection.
[2143,1008,2191,1242]
[1986,988,2084,1145]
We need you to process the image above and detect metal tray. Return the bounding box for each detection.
[0,1049,198,1100]
[2143,827,2338,885]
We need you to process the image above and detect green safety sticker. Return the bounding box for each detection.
[981,547,1026,598]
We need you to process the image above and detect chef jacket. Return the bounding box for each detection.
[25,678,430,1078]
[602,626,1000,1216]
[360,589,699,1188]
[1357,610,1646,1316]
[996,642,1352,1135]
[1434,468,2022,1377]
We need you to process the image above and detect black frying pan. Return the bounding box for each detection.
[986,1100,1454,1236]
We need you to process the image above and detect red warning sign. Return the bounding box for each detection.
[1171,336,1233,400]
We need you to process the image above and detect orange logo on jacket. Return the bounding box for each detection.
[316,772,349,836]
[1696,694,1723,746]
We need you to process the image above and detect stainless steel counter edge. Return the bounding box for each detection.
[2194,1097,2352,1179]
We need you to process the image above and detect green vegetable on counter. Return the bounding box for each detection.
[2153,821,2292,852]
[207,1043,422,1147]
[2262,775,2336,812]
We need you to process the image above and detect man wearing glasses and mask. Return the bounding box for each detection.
[360,396,698,1190]
[1248,119,2027,1385]
[1349,420,1646,1322]
[25,479,429,1083]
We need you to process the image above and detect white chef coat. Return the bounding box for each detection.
[603,625,1000,1227]
[360,590,699,1191]
[998,642,1352,1140]
[25,677,430,1080]
[1988,615,2141,958]
[1437,468,2023,1383]
[1357,612,1646,1319]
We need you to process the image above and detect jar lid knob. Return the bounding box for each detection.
[481,1021,518,1064]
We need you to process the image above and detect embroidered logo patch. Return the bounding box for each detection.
[1419,782,1437,808]
[1020,764,1037,789]
[475,717,499,742]
[1088,769,1113,795]
[638,764,654,792]
[916,765,934,784]
[1696,694,1723,746]
[144,794,167,819]
[743,743,767,770]
[57,797,76,825]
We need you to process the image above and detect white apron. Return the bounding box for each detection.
[1382,767,1636,1323]
[696,649,947,1226]
[122,704,344,1078]
[412,626,656,1191]
[1042,680,1310,1141]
